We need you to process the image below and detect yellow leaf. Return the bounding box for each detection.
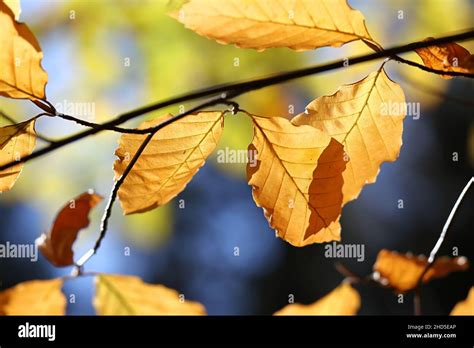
[36,191,103,267]
[0,119,36,192]
[373,249,469,293]
[450,287,474,315]
[172,0,373,51]
[115,111,224,214]
[0,1,47,100]
[4,0,20,20]
[274,283,360,315]
[247,114,346,247]
[94,274,206,315]
[292,67,406,204]
[415,38,474,79]
[0,279,66,315]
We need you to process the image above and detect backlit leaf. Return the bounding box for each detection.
[274,283,360,315]
[4,0,20,20]
[0,119,36,192]
[0,279,66,315]
[292,67,406,204]
[247,114,346,247]
[94,274,206,315]
[373,249,469,293]
[415,38,474,79]
[115,111,224,214]
[172,0,373,51]
[0,1,48,100]
[36,191,103,267]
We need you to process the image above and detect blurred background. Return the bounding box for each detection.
[0,0,473,315]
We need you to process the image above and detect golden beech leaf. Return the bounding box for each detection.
[94,274,206,315]
[292,67,406,205]
[274,283,360,315]
[4,0,20,20]
[0,119,36,192]
[247,115,346,247]
[0,1,48,100]
[172,0,373,51]
[415,38,474,79]
[115,111,224,214]
[0,279,66,315]
[450,287,474,315]
[36,191,103,267]
[373,249,469,293]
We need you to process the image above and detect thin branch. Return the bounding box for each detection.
[414,176,474,315]
[392,55,474,78]
[56,113,149,134]
[75,96,236,268]
[0,29,474,173]
[0,110,57,144]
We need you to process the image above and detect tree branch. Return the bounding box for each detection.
[1,29,473,173]
[414,176,474,315]
[0,110,56,144]
[74,96,237,268]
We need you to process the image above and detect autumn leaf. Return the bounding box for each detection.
[115,111,224,214]
[0,1,48,100]
[4,0,20,20]
[94,274,206,315]
[450,287,474,315]
[247,114,346,247]
[274,283,360,315]
[373,249,469,293]
[0,119,36,192]
[415,38,474,79]
[36,191,103,267]
[292,67,406,204]
[172,0,373,51]
[0,279,66,315]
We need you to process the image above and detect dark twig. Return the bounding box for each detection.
[75,96,237,268]
[392,55,474,78]
[414,177,474,315]
[1,30,473,173]
[0,110,57,144]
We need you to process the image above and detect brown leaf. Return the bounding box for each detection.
[450,287,474,315]
[415,38,474,79]
[0,279,66,315]
[36,191,103,267]
[0,1,48,100]
[115,111,224,214]
[247,115,346,247]
[172,0,373,51]
[373,249,469,293]
[4,0,20,20]
[94,274,206,315]
[0,119,36,192]
[292,67,406,205]
[274,283,360,315]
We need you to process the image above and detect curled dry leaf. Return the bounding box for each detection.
[94,274,206,315]
[0,119,36,192]
[415,38,474,79]
[274,283,360,315]
[0,1,48,100]
[0,278,66,315]
[373,249,469,293]
[450,287,474,315]
[292,67,406,205]
[36,191,103,267]
[172,0,373,51]
[247,115,346,247]
[115,111,224,214]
